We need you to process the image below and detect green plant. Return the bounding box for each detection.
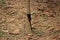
[49,28,60,35]
[33,29,45,36]
[0,0,7,9]
[0,29,6,37]
[6,11,18,16]
[19,28,23,32]
[0,0,6,4]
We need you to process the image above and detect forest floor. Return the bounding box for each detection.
[0,0,60,40]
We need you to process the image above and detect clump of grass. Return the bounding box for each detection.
[0,29,6,37]
[36,31,44,36]
[0,0,6,4]
[0,0,7,9]
[49,28,60,35]
[41,14,48,19]
[33,29,45,36]
[19,28,23,33]
[2,0,6,4]
[39,14,48,22]
[6,10,18,16]
[0,18,6,27]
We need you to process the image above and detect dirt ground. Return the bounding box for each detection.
[0,0,60,40]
